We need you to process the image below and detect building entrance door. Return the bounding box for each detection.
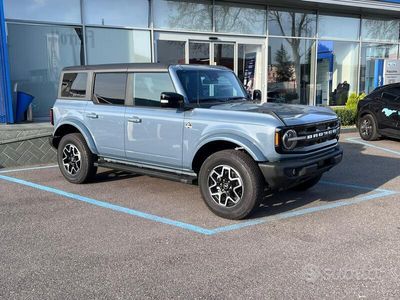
[155,32,266,98]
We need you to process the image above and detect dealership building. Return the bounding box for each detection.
[0,0,400,123]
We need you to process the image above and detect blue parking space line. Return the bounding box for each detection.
[346,137,400,156]
[0,164,58,174]
[0,173,397,235]
[0,174,214,236]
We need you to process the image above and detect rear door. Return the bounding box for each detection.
[84,72,127,159]
[124,72,184,169]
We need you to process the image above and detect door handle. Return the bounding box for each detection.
[86,112,98,119]
[128,116,142,123]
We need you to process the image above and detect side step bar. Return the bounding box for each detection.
[96,160,197,184]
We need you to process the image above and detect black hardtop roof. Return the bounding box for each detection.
[62,63,230,72]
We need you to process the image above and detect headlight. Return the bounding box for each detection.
[282,129,298,150]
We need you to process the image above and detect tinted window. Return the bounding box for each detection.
[381,86,400,102]
[93,73,127,105]
[61,73,87,98]
[133,73,175,107]
[176,69,247,104]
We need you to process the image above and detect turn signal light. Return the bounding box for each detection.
[50,108,54,125]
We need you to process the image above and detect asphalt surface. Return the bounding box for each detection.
[0,132,399,299]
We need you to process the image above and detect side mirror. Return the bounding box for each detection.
[253,89,262,101]
[160,92,184,108]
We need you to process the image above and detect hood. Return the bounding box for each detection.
[210,102,338,126]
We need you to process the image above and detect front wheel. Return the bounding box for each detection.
[199,150,265,220]
[358,114,379,141]
[57,133,97,184]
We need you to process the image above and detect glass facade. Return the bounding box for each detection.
[85,27,151,64]
[268,38,315,105]
[153,0,212,32]
[2,0,400,120]
[215,3,266,35]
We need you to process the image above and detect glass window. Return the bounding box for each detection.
[318,14,360,40]
[7,23,84,119]
[238,44,263,93]
[268,9,316,37]
[86,27,151,64]
[214,43,234,71]
[61,73,87,98]
[215,3,266,35]
[83,0,148,27]
[361,18,400,42]
[133,73,175,107]
[156,40,186,64]
[316,41,359,106]
[153,0,212,32]
[4,0,81,23]
[93,73,127,106]
[360,43,398,94]
[189,42,210,64]
[267,37,316,105]
[176,69,247,105]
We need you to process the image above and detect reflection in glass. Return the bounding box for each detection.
[153,0,212,31]
[214,4,266,35]
[360,43,398,94]
[133,73,176,107]
[94,73,127,106]
[156,40,186,64]
[268,9,316,37]
[361,18,400,42]
[7,23,83,119]
[318,15,360,40]
[268,38,315,105]
[316,41,359,106]
[84,0,148,27]
[4,0,81,23]
[85,27,151,64]
[238,44,263,93]
[189,42,210,65]
[214,44,234,70]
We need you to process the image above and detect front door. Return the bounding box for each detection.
[124,72,184,169]
[154,32,265,98]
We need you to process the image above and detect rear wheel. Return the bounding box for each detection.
[57,133,97,184]
[359,114,379,141]
[291,175,322,191]
[199,150,264,220]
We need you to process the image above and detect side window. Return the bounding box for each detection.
[61,73,87,98]
[132,72,175,107]
[381,87,400,103]
[93,73,127,105]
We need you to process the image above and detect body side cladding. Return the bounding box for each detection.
[53,120,99,155]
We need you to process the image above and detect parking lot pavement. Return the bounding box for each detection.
[0,132,399,299]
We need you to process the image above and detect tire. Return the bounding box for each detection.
[198,149,264,220]
[57,133,97,184]
[358,114,380,141]
[291,174,322,191]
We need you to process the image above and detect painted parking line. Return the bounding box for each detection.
[0,164,58,174]
[0,172,396,235]
[346,137,400,156]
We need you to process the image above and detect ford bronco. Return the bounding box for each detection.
[50,64,343,219]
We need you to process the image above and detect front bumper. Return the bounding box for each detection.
[258,145,343,191]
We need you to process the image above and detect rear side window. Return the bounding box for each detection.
[61,73,87,98]
[132,72,175,107]
[93,73,127,105]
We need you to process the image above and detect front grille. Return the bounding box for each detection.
[295,120,340,148]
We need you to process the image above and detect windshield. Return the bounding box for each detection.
[176,69,248,105]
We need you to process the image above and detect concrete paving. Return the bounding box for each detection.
[0,132,399,299]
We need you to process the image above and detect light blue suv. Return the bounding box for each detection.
[50,64,342,219]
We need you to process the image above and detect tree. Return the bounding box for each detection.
[275,44,294,82]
